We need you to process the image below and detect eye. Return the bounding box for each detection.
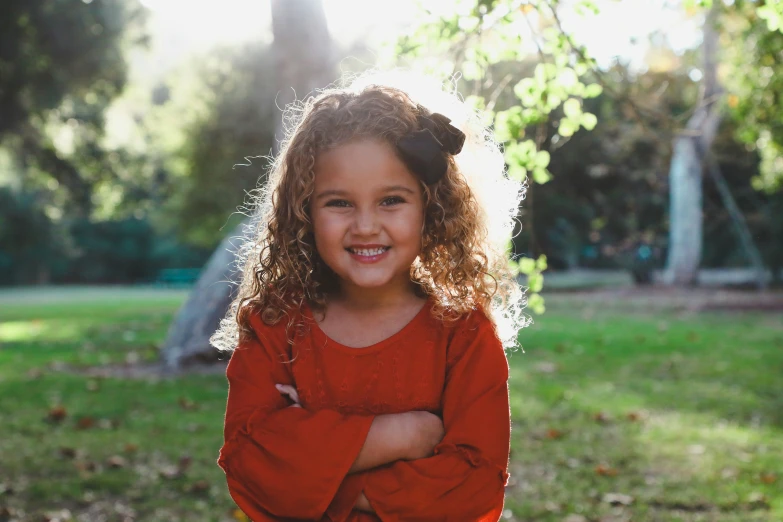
[325,199,351,208]
[381,196,405,206]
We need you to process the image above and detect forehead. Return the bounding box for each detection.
[313,139,421,192]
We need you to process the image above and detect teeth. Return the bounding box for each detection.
[351,247,387,256]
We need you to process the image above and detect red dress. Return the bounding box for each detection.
[218,300,511,521]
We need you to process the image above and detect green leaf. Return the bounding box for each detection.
[527,293,546,314]
[532,167,552,184]
[563,98,582,119]
[534,150,551,168]
[518,257,536,274]
[584,83,603,98]
[535,254,548,271]
[558,118,577,137]
[462,60,484,81]
[581,112,598,130]
[557,68,579,90]
[528,272,543,293]
[507,163,528,182]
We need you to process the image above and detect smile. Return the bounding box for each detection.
[346,246,391,264]
[347,247,390,256]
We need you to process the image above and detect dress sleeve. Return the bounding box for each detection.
[218,313,376,521]
[360,312,511,521]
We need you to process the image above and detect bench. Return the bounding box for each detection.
[155,268,201,287]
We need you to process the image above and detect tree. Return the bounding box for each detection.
[0,0,147,217]
[161,0,336,369]
[662,4,722,285]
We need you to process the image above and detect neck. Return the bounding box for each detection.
[334,278,420,311]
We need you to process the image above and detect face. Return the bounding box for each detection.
[311,139,425,298]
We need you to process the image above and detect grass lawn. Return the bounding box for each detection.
[0,288,781,521]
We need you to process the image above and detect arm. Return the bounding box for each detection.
[358,312,511,521]
[277,385,444,474]
[218,313,376,521]
[350,410,444,473]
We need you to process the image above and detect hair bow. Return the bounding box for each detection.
[396,110,466,185]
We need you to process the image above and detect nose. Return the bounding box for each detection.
[351,206,380,236]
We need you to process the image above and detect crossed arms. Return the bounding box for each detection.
[218,314,510,521]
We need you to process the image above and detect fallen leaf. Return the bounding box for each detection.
[178,397,197,410]
[47,406,67,423]
[75,417,95,430]
[232,508,249,521]
[178,454,193,472]
[124,443,139,454]
[74,460,97,477]
[602,492,634,506]
[626,411,641,422]
[59,447,77,459]
[189,480,210,495]
[594,412,611,423]
[106,455,126,469]
[595,464,618,477]
[760,473,777,484]
[546,428,564,440]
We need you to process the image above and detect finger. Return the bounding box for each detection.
[275,384,300,404]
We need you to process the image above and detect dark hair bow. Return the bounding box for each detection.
[396,110,466,185]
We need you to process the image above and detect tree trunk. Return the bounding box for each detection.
[161,0,334,369]
[662,5,721,286]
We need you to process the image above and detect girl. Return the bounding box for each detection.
[212,70,528,521]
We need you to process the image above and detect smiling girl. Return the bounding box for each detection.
[212,71,528,521]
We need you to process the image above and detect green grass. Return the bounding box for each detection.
[0,289,781,521]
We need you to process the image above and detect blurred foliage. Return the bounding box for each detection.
[0,188,210,286]
[2,0,782,287]
[394,0,783,296]
[0,188,56,285]
[1,0,148,217]
[145,43,278,248]
[721,0,783,193]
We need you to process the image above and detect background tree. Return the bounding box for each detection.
[1,0,147,217]
[161,0,336,369]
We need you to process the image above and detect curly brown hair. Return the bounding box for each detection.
[211,72,528,352]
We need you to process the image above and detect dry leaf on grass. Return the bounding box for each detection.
[106,455,126,469]
[595,464,619,477]
[47,405,67,423]
[546,428,565,440]
[76,416,95,430]
[231,508,249,521]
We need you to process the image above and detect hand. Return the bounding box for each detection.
[275,384,302,408]
[403,411,445,460]
[354,491,374,512]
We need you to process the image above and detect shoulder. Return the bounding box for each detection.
[440,306,506,367]
[239,304,307,352]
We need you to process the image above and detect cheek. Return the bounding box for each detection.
[312,211,346,248]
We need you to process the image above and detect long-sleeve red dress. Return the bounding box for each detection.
[218,299,511,522]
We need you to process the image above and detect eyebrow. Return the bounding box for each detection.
[314,185,416,200]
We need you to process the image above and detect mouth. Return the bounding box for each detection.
[346,246,391,256]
